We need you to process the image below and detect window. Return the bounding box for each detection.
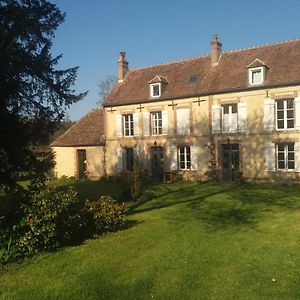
[276,143,295,171]
[125,148,134,171]
[178,146,191,170]
[151,111,162,135]
[276,99,294,130]
[249,67,264,85]
[222,104,237,133]
[187,74,198,84]
[123,114,134,136]
[150,83,161,98]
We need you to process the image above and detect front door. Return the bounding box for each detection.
[221,144,239,181]
[151,146,164,180]
[77,149,87,179]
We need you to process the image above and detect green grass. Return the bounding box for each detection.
[1,181,300,299]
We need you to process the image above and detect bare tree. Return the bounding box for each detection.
[97,75,117,104]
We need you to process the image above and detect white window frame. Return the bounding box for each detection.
[123,114,134,137]
[276,143,295,171]
[178,146,191,170]
[248,67,264,85]
[151,111,163,135]
[150,83,161,98]
[276,99,294,131]
[222,103,238,133]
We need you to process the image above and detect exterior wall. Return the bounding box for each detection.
[105,84,300,182]
[53,146,105,180]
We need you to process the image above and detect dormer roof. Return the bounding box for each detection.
[148,75,169,84]
[247,58,269,69]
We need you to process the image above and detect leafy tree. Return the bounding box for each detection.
[0,0,87,190]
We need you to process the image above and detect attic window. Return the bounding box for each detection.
[187,74,198,84]
[150,83,161,98]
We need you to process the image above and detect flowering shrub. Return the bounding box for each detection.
[85,195,127,234]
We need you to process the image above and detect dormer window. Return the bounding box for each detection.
[247,59,268,86]
[148,75,168,98]
[249,67,264,85]
[150,83,161,98]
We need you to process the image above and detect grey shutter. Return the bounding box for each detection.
[191,146,198,171]
[294,97,300,130]
[133,113,139,136]
[169,145,177,171]
[238,102,247,132]
[143,112,150,136]
[294,142,300,172]
[264,99,275,131]
[162,110,169,135]
[264,143,275,171]
[212,104,221,133]
[117,147,123,172]
[115,114,122,137]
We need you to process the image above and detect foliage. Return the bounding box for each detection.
[97,75,117,104]
[17,184,86,255]
[130,159,148,201]
[85,195,127,234]
[0,0,87,190]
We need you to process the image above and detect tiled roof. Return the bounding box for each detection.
[52,108,105,147]
[104,39,300,106]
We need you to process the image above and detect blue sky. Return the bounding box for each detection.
[51,0,300,121]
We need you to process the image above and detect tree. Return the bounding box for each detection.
[0,0,87,190]
[97,75,117,104]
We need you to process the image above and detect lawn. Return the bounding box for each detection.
[1,181,300,299]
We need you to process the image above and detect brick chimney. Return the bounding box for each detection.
[118,52,128,82]
[210,34,222,66]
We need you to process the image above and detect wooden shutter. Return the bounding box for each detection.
[294,142,300,172]
[115,114,122,137]
[294,97,300,130]
[238,102,247,132]
[169,145,177,171]
[133,113,139,136]
[212,104,221,133]
[177,108,190,135]
[264,99,275,131]
[264,143,275,171]
[117,147,123,172]
[143,112,150,136]
[162,110,168,135]
[191,146,198,171]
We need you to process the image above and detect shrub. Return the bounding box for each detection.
[17,184,85,255]
[130,160,148,201]
[85,195,127,234]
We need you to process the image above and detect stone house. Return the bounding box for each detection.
[52,36,300,181]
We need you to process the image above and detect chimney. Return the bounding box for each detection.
[210,34,222,66]
[118,52,129,82]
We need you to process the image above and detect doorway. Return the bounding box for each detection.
[221,143,240,181]
[151,146,164,180]
[77,149,87,179]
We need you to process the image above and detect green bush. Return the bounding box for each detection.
[85,195,127,234]
[17,184,85,255]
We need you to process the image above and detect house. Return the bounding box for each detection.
[52,35,300,182]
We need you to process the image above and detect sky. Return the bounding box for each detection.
[51,0,300,121]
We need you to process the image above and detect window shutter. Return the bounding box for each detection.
[191,146,198,171]
[117,147,123,172]
[264,143,275,171]
[264,99,275,131]
[212,104,221,133]
[143,112,150,136]
[294,97,300,130]
[294,142,300,172]
[162,110,168,135]
[177,108,190,135]
[115,114,122,137]
[133,113,139,136]
[238,102,247,132]
[169,145,177,171]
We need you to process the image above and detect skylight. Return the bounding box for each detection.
[187,74,198,84]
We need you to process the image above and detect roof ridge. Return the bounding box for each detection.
[223,38,300,54]
[128,38,300,72]
[130,54,210,71]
